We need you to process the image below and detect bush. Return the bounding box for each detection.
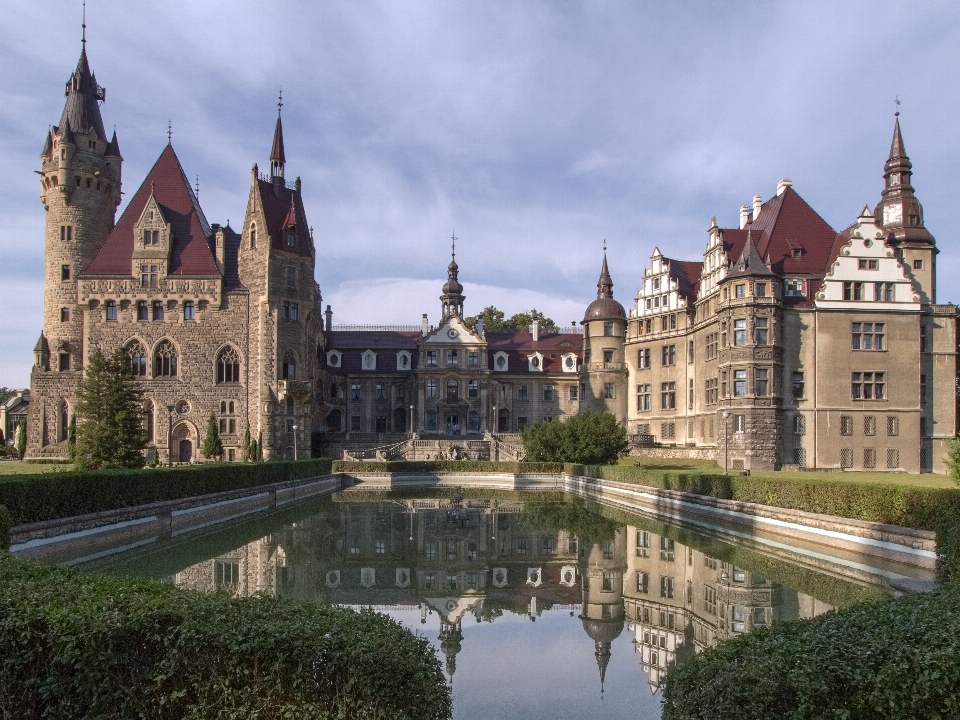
[937,514,960,584]
[567,464,960,530]
[332,460,564,475]
[0,458,333,526]
[0,553,451,720]
[523,411,628,464]
[661,582,960,720]
[0,504,10,551]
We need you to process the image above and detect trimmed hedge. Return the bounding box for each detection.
[567,464,960,531]
[0,458,333,526]
[662,581,960,720]
[0,553,451,720]
[937,514,960,584]
[0,504,10,551]
[333,460,564,474]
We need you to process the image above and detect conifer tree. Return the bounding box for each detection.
[243,425,252,462]
[74,348,146,468]
[202,412,224,461]
[14,421,26,461]
[257,430,264,461]
[67,415,76,462]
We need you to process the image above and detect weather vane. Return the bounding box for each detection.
[895,96,901,117]
[278,87,283,113]
[451,231,457,258]
[195,175,200,199]
[167,119,172,144]
[81,0,86,46]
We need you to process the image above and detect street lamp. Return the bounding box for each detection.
[409,404,414,436]
[722,410,731,474]
[165,403,175,466]
[492,405,498,434]
[292,424,299,461]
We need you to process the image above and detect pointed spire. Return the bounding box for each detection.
[595,641,612,694]
[728,230,774,278]
[597,251,613,299]
[889,112,906,161]
[41,129,53,157]
[58,118,76,146]
[104,128,121,158]
[583,245,625,322]
[440,231,465,319]
[874,112,934,245]
[59,35,106,141]
[270,89,286,179]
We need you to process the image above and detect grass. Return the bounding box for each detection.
[0,461,73,477]
[621,454,956,489]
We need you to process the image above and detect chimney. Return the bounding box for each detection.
[422,314,430,336]
[776,178,793,196]
[752,194,763,222]
[531,318,539,342]
[324,304,333,332]
[214,227,226,273]
[476,317,484,338]
[739,205,750,229]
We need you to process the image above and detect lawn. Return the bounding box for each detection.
[0,461,73,477]
[622,454,956,489]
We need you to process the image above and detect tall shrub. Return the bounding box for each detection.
[523,411,627,464]
[201,412,223,461]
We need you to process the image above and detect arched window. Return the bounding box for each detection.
[447,379,459,400]
[126,340,147,377]
[144,401,155,442]
[281,352,297,380]
[217,346,241,383]
[59,401,69,442]
[250,223,257,249]
[154,340,178,377]
[220,401,227,414]
[228,401,235,414]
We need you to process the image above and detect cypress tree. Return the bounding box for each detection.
[257,430,264,462]
[242,425,252,462]
[202,412,224,461]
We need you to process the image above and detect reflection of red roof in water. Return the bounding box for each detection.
[83,144,219,277]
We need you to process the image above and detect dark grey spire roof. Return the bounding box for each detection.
[727,231,775,278]
[59,48,107,141]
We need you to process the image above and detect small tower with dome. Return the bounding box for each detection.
[580,250,628,423]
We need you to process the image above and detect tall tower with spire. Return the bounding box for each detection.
[440,234,465,319]
[874,114,937,302]
[580,250,627,423]
[31,25,121,451]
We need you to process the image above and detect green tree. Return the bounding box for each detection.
[508,308,559,334]
[465,306,559,334]
[257,430,264,462]
[464,306,508,333]
[0,387,15,406]
[946,436,960,485]
[67,415,76,462]
[242,425,252,462]
[522,411,627,465]
[74,348,146,468]
[201,412,224,461]
[14,420,26,461]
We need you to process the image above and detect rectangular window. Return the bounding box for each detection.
[840,415,853,435]
[543,385,555,401]
[659,537,675,561]
[688,339,694,362]
[735,283,746,298]
[920,325,927,353]
[913,259,924,270]
[152,301,164,321]
[425,410,438,431]
[350,384,361,400]
[734,369,747,396]
[660,381,676,409]
[705,378,718,405]
[376,384,386,400]
[755,317,768,344]
[858,258,879,270]
[874,282,894,302]
[852,322,885,350]
[688,378,694,409]
[794,414,805,435]
[863,447,877,468]
[603,321,614,336]
[864,415,877,436]
[636,572,649,594]
[518,385,528,401]
[60,225,73,242]
[290,303,299,321]
[733,318,747,346]
[756,282,767,297]
[447,349,459,366]
[755,368,768,395]
[638,348,651,369]
[886,448,900,469]
[603,349,614,364]
[426,350,438,366]
[733,415,745,433]
[61,264,71,281]
[637,384,651,411]
[60,307,70,322]
[58,353,71,371]
[704,586,717,615]
[660,422,675,440]
[785,278,803,296]
[706,333,718,360]
[920,374,927,403]
[887,416,899,436]
[281,301,290,320]
[792,371,804,399]
[517,417,527,431]
[661,316,668,331]
[350,415,362,432]
[285,267,297,288]
[843,281,865,301]
[569,384,578,400]
[105,301,117,321]
[852,372,885,400]
[137,301,148,321]
[660,576,675,599]
[661,345,676,366]
[468,351,479,367]
[604,382,615,399]
[515,538,528,555]
[183,301,194,321]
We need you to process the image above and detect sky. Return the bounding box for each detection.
[2,1,960,388]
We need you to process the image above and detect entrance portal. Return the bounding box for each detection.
[446,414,460,435]
[179,439,193,463]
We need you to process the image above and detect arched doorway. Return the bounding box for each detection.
[179,439,193,463]
[173,423,194,463]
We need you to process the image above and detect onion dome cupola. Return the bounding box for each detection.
[583,252,626,323]
[874,114,934,245]
[440,233,465,319]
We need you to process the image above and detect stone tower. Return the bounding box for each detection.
[580,252,627,424]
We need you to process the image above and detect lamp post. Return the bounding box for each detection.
[722,410,731,474]
[166,403,175,466]
[492,405,498,433]
[409,404,414,436]
[292,424,299,461]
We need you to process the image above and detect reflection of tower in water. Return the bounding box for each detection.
[578,531,626,693]
[438,615,464,683]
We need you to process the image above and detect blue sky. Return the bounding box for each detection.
[3,1,960,387]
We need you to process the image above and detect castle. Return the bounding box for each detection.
[26,39,957,472]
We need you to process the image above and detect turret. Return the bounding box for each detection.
[581,250,627,422]
[439,233,465,319]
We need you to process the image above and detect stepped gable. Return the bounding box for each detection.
[83,144,218,277]
[325,331,421,372]
[221,225,245,291]
[255,179,313,258]
[485,332,583,372]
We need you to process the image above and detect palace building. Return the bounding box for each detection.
[25,39,957,472]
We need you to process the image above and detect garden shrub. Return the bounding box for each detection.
[333,460,564,475]
[661,582,960,720]
[0,458,333,526]
[0,553,451,720]
[0,504,10,551]
[936,513,960,584]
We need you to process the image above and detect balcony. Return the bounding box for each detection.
[278,380,311,396]
[587,361,625,372]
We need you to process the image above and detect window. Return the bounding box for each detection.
[638,348,651,369]
[517,417,527,431]
[852,323,884,350]
[154,340,178,377]
[863,447,877,468]
[285,267,297,288]
[637,384,652,411]
[349,415,361,432]
[688,339,694,363]
[636,572,649,594]
[688,378,694,409]
[249,224,256,249]
[59,307,70,322]
[137,301,149,321]
[603,349,614,364]
[756,282,767,297]
[143,230,159,246]
[887,448,900,468]
[920,374,927,403]
[660,381,676,409]
[792,371,804,399]
[920,325,927,353]
[864,416,877,436]
[703,586,717,615]
[660,576,675,599]
[858,258,879,270]
[603,321,614,336]
[281,353,297,380]
[447,349,459,366]
[660,537,675,561]
[604,382,615,399]
[426,379,436,398]
[735,283,746,298]
[58,352,71,371]
[60,225,73,242]
[755,317,768,344]
[852,372,885,400]
[913,259,923,270]
[755,368,768,395]
[843,282,865,301]
[661,422,676,439]
[425,410,437,431]
[706,333,718,360]
[661,317,668,331]
[733,415,745,433]
[671,314,677,330]
[183,301,194,321]
[468,351,479,367]
[518,385,528,401]
[144,401,154,442]
[785,278,803,296]
[140,264,158,287]
[543,385,555,401]
[127,341,147,377]
[102,300,117,321]
[286,231,296,248]
[217,346,241,383]
[734,369,747,396]
[467,411,480,432]
[705,378,718,405]
[661,345,676,366]
[733,319,747,346]
[351,384,361,400]
[840,415,853,435]
[468,379,479,398]
[61,264,71,281]
[515,538,528,555]
[446,379,459,400]
[636,531,651,557]
[375,384,386,400]
[887,416,899,436]
[152,301,164,321]
[426,350,437,367]
[569,384,578,400]
[874,282,894,302]
[840,447,853,468]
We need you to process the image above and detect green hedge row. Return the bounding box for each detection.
[937,515,960,584]
[0,504,10,551]
[0,553,450,720]
[568,464,960,531]
[0,458,333,526]
[661,581,960,720]
[332,460,564,474]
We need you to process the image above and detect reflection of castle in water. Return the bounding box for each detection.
[174,499,834,692]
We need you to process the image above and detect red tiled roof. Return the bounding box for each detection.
[486,332,583,373]
[83,144,219,278]
[255,179,313,258]
[327,331,421,372]
[666,259,703,300]
[748,187,837,275]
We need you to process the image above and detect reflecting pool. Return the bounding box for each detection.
[78,493,902,719]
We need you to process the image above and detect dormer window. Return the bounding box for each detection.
[286,232,296,248]
[792,249,802,258]
[326,350,342,368]
[144,230,159,246]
